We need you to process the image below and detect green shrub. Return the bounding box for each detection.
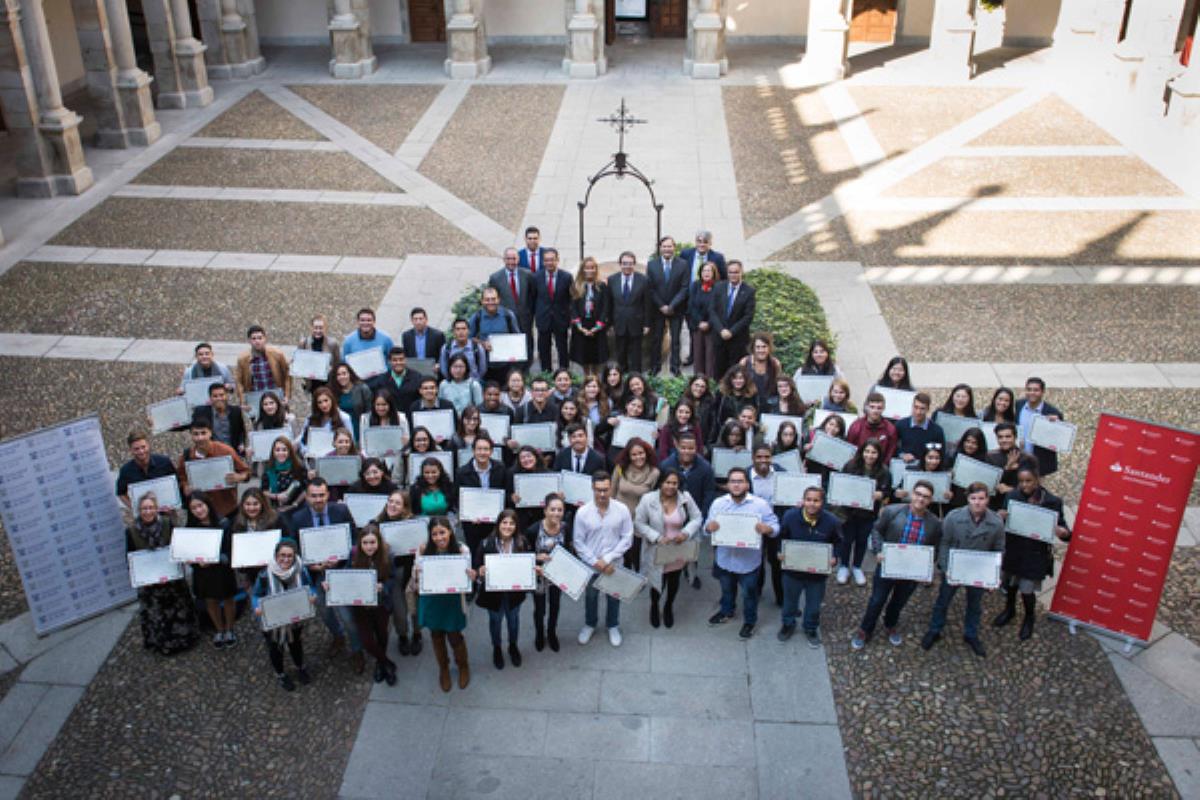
[450,284,485,321]
[647,373,693,405]
[745,267,836,374]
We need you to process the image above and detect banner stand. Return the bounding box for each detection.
[1048,612,1143,654]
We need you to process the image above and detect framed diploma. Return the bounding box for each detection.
[381,518,429,556]
[880,542,934,582]
[128,476,181,511]
[169,527,224,564]
[250,428,288,463]
[889,458,908,489]
[782,540,833,574]
[408,450,453,483]
[510,422,557,452]
[418,554,472,594]
[488,333,527,363]
[344,348,387,380]
[306,428,334,458]
[560,470,593,506]
[128,547,184,588]
[711,447,753,479]
[1029,415,1077,454]
[901,470,951,500]
[147,396,190,434]
[711,512,762,550]
[291,348,332,381]
[946,549,1002,589]
[806,431,856,471]
[344,493,388,527]
[611,417,658,449]
[484,552,537,592]
[407,358,437,377]
[772,472,823,507]
[951,454,1003,494]
[795,375,834,405]
[317,455,361,487]
[479,413,511,442]
[185,456,234,492]
[458,487,505,523]
[363,425,407,457]
[542,545,592,601]
[299,523,352,564]
[772,449,802,474]
[761,414,805,445]
[592,564,647,601]
[513,473,562,507]
[259,587,315,630]
[243,389,283,422]
[326,568,379,606]
[183,377,222,408]
[874,386,917,420]
[1005,499,1058,543]
[653,537,698,565]
[232,529,282,568]
[412,409,455,442]
[812,409,858,433]
[827,472,876,509]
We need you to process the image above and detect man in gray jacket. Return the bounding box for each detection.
[921,483,1005,657]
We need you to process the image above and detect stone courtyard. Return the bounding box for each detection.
[0,29,1198,800]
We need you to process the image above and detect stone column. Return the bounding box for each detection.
[796,0,851,84]
[928,0,976,82]
[329,0,377,78]
[1111,0,1187,109]
[143,0,213,108]
[445,0,490,79]
[1052,0,1123,63]
[563,0,605,78]
[198,0,264,79]
[1166,12,1199,131]
[685,0,725,78]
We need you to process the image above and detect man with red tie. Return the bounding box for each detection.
[487,248,536,361]
[534,247,573,372]
[518,226,548,273]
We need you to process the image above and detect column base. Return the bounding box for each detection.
[330,56,378,79]
[95,125,163,149]
[688,61,721,79]
[17,167,94,198]
[445,56,491,79]
[563,58,606,78]
[157,85,215,109]
[208,56,266,80]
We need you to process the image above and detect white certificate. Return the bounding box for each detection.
[479,413,511,442]
[951,454,1003,494]
[488,333,527,363]
[408,450,454,483]
[183,377,222,408]
[794,375,834,404]
[291,348,332,381]
[542,545,593,601]
[147,396,191,434]
[381,518,429,556]
[874,386,917,420]
[1030,415,1077,454]
[232,529,282,568]
[772,472,823,507]
[484,552,537,592]
[458,487,505,523]
[1005,499,1058,543]
[782,540,833,574]
[812,409,858,433]
[827,472,876,509]
[169,527,224,564]
[344,347,387,380]
[889,458,908,489]
[317,455,360,487]
[902,470,951,500]
[880,542,934,582]
[980,421,999,452]
[128,547,184,587]
[413,409,455,442]
[344,493,388,527]
[299,523,352,564]
[408,358,437,377]
[418,554,472,594]
[653,537,698,565]
[363,425,407,457]
[560,470,593,506]
[711,512,762,550]
[260,587,315,630]
[511,422,557,451]
[128,476,182,511]
[306,428,334,458]
[806,431,856,471]
[761,414,805,445]
[250,428,288,463]
[592,564,647,600]
[611,416,658,449]
[946,549,1002,589]
[185,455,235,492]
[933,412,978,447]
[326,568,379,606]
[514,473,562,507]
[772,449,802,474]
[711,447,753,479]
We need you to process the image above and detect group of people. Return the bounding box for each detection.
[116,232,1075,693]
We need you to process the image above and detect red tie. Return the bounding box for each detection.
[531,251,537,272]
[509,271,518,300]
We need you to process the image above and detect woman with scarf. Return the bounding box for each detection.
[127,493,199,655]
[612,438,660,573]
[252,538,317,691]
[260,436,307,515]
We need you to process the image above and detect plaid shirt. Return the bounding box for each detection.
[900,512,926,545]
[249,353,275,391]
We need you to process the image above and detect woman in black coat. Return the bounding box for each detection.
[474,509,532,670]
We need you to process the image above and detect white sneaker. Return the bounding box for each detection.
[578,625,595,645]
[836,566,850,585]
[608,627,623,647]
[853,567,867,586]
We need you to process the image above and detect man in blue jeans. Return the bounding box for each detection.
[705,468,779,640]
[778,486,842,648]
[573,471,633,647]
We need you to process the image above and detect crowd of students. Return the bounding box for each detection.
[117,243,1075,692]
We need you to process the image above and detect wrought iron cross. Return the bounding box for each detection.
[597,99,646,164]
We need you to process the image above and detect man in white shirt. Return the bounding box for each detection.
[574,471,633,647]
[705,468,779,640]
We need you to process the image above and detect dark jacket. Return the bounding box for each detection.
[779,508,843,561]
[533,269,574,331]
[935,505,1005,572]
[369,369,422,416]
[647,255,690,314]
[606,271,653,335]
[570,281,610,331]
[708,280,756,340]
[660,453,717,515]
[191,404,249,456]
[1014,399,1065,477]
[402,327,446,362]
[473,532,532,611]
[678,247,727,281]
[869,503,943,553]
[1002,487,1068,580]
[553,446,605,475]
[687,281,718,329]
[288,502,356,534]
[488,267,536,334]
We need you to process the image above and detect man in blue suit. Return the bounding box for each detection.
[518,226,549,274]
[533,248,573,372]
[647,236,690,376]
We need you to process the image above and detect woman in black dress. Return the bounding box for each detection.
[127,493,199,655]
[186,491,239,649]
[569,256,610,375]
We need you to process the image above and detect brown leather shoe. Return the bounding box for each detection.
[351,651,365,674]
[451,637,470,690]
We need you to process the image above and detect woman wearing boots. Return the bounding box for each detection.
[373,490,422,657]
[252,538,316,691]
[529,494,573,652]
[635,470,703,629]
[475,510,532,670]
[995,466,1071,640]
[416,516,474,692]
[343,526,397,686]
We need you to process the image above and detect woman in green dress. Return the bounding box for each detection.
[416,516,474,692]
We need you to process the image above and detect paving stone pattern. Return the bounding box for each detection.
[131,148,402,193]
[845,86,1018,159]
[196,90,326,141]
[967,95,1120,147]
[883,156,1181,198]
[290,84,444,153]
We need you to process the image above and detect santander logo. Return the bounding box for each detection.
[1108,462,1171,486]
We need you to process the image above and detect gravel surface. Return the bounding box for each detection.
[290,84,443,153]
[0,262,390,343]
[0,522,26,624]
[51,198,493,257]
[969,95,1119,147]
[1158,547,1200,645]
[845,86,1018,159]
[874,285,1200,362]
[197,90,325,141]
[419,85,565,230]
[131,148,401,192]
[884,156,1180,198]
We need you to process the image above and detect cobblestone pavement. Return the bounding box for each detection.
[1157,548,1200,646]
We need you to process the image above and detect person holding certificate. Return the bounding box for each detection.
[330,363,374,444]
[737,333,784,404]
[995,466,1071,641]
[895,393,945,463]
[236,325,293,406]
[409,457,455,518]
[836,439,891,588]
[596,395,646,464]
[438,355,483,414]
[185,492,239,649]
[705,468,780,640]
[851,481,942,650]
[116,431,178,513]
[251,538,316,692]
[713,421,750,493]
[261,437,308,516]
[402,427,443,486]
[946,428,988,510]
[341,307,395,364]
[177,417,250,519]
[298,387,354,459]
[656,400,702,463]
[254,392,295,446]
[612,439,660,573]
[474,510,533,669]
[349,458,397,498]
[529,495,574,651]
[374,490,423,656]
[762,375,807,418]
[1016,377,1065,478]
[894,445,952,518]
[178,342,237,399]
[846,392,898,464]
[574,471,635,647]
[772,421,802,462]
[127,493,199,655]
[709,366,758,447]
[985,423,1038,511]
[341,527,397,685]
[297,313,340,394]
[456,435,508,557]
[777,486,842,647]
[230,488,289,591]
[876,356,914,391]
[803,413,848,489]
[634,470,702,629]
[416,517,474,692]
[920,483,1005,657]
[192,383,249,459]
[508,446,552,532]
[408,377,457,445]
[749,444,785,607]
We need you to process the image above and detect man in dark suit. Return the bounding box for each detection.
[518,226,548,274]
[192,383,249,457]
[679,230,727,283]
[401,307,445,373]
[1015,377,1065,477]
[369,347,422,413]
[488,248,536,361]
[533,248,573,372]
[709,260,757,379]
[646,236,691,376]
[554,423,606,474]
[455,435,509,557]
[606,250,652,372]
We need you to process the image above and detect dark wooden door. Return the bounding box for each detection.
[649,0,686,38]
[849,0,897,43]
[410,0,446,43]
[606,0,616,45]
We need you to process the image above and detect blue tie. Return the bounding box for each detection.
[727,285,736,315]
[623,278,630,301]
[663,260,670,283]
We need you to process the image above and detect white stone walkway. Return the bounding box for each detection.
[113,185,422,207]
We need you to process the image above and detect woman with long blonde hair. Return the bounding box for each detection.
[570,256,610,375]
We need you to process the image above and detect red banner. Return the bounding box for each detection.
[1050,413,1199,642]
